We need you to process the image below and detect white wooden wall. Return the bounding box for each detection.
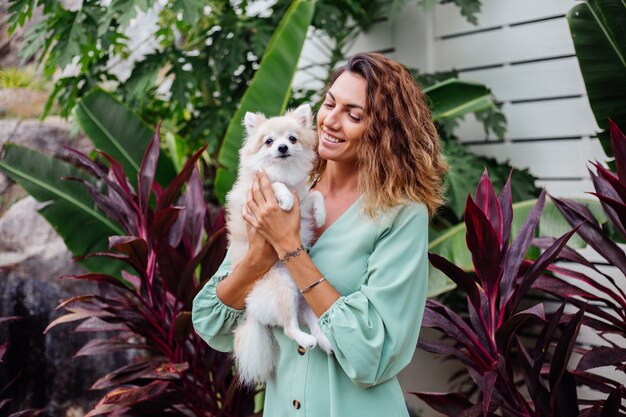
[431,0,602,199]
[300,0,604,200]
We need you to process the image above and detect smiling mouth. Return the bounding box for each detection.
[322,131,345,143]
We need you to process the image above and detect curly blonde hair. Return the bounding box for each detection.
[311,53,448,218]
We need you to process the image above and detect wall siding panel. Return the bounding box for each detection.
[459,57,587,102]
[455,97,599,141]
[435,18,575,70]
[434,0,574,37]
[467,138,604,178]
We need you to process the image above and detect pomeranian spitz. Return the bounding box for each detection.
[226,104,332,387]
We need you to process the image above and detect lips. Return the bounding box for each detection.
[322,131,345,144]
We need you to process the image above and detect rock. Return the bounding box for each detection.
[0,271,127,416]
[0,170,7,194]
[0,197,129,415]
[0,117,93,215]
[0,117,93,159]
[0,89,51,119]
[0,197,79,283]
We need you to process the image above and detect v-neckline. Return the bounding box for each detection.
[309,194,362,250]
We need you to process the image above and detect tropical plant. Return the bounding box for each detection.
[5,0,378,150]
[411,169,606,415]
[0,0,315,276]
[41,127,253,415]
[531,119,626,412]
[567,0,626,159]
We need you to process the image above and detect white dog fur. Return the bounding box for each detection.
[226,104,332,387]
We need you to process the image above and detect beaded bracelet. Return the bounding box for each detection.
[299,276,326,294]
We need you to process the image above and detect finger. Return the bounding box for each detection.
[247,187,260,213]
[291,189,301,212]
[259,171,276,202]
[251,174,266,205]
[242,208,257,228]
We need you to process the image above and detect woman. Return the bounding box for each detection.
[192,53,447,416]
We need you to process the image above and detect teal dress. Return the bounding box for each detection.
[192,199,429,417]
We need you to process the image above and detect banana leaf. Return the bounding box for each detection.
[427,198,607,297]
[214,0,315,204]
[424,78,495,122]
[0,143,124,275]
[74,89,177,187]
[567,0,626,158]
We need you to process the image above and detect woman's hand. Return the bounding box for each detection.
[242,221,277,275]
[243,171,303,258]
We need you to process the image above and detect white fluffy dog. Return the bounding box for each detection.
[226,104,332,387]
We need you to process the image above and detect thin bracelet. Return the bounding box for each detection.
[299,276,326,294]
[281,245,305,263]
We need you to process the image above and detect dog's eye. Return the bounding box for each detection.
[264,138,273,146]
[288,135,297,144]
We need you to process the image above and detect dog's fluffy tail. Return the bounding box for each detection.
[233,317,277,387]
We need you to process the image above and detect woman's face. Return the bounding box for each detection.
[316,71,367,165]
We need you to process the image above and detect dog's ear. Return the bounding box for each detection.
[243,112,266,133]
[289,104,313,129]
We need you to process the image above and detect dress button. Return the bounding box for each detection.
[293,399,301,409]
[297,345,306,355]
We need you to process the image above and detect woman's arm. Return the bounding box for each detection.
[215,240,275,309]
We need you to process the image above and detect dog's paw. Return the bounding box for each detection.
[295,333,317,351]
[276,192,294,211]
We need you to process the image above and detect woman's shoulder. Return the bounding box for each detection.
[371,200,428,233]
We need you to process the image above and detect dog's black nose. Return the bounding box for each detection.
[278,145,288,154]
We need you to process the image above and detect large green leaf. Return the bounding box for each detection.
[74,89,177,187]
[443,139,539,219]
[0,143,124,275]
[427,198,606,297]
[567,0,626,158]
[424,78,495,122]
[214,0,316,204]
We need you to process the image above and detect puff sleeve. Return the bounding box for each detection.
[318,203,429,388]
[191,254,243,352]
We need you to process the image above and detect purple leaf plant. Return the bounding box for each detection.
[412,167,622,416]
[45,125,255,416]
[531,119,626,414]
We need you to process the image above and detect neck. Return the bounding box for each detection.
[319,160,358,196]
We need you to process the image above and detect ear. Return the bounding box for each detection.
[243,112,266,133]
[289,104,313,129]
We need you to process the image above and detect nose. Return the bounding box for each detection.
[323,108,341,131]
[278,144,288,154]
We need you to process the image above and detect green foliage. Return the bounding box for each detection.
[214,0,315,203]
[413,68,507,141]
[74,89,177,187]
[567,0,626,160]
[437,138,540,224]
[0,143,124,275]
[388,0,482,25]
[0,66,48,90]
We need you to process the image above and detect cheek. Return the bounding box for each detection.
[316,109,327,127]
[346,125,365,143]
